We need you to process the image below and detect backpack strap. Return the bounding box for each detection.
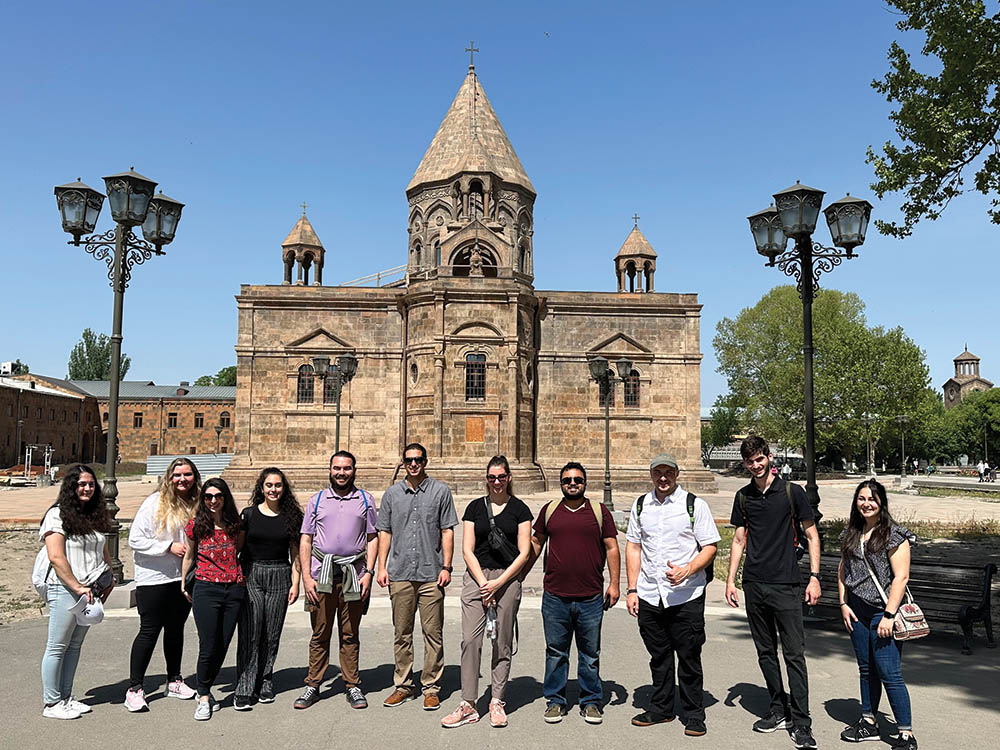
[588,499,603,533]
[543,499,604,537]
[543,499,560,531]
[635,493,646,519]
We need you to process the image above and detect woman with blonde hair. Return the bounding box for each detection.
[123,458,201,712]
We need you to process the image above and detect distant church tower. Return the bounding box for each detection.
[942,346,993,409]
[615,216,657,292]
[281,207,324,286]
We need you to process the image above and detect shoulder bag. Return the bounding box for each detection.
[485,497,520,566]
[861,540,929,641]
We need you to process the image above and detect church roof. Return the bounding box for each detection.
[408,68,534,194]
[615,226,658,259]
[282,213,323,248]
[955,348,979,362]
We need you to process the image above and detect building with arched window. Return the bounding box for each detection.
[224,62,713,495]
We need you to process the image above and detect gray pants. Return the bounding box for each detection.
[459,568,521,704]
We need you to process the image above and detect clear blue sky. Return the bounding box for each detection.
[1,1,994,408]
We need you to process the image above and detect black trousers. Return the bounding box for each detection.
[235,561,291,698]
[191,581,246,696]
[743,581,810,727]
[129,580,191,689]
[637,593,707,720]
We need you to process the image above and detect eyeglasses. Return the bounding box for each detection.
[560,476,585,486]
[486,474,509,482]
[402,457,426,465]
[202,492,224,501]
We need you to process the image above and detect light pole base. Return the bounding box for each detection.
[602,481,615,511]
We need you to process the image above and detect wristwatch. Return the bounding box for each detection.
[809,572,821,580]
[442,565,453,573]
[627,588,638,594]
[883,609,897,619]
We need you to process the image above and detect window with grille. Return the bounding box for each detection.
[324,376,339,404]
[297,365,314,404]
[133,412,143,428]
[167,413,178,428]
[219,411,231,428]
[624,370,640,408]
[465,353,486,401]
[194,413,204,428]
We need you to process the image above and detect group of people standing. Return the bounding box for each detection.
[37,437,918,748]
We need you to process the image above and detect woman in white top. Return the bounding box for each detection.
[39,464,114,720]
[123,458,201,712]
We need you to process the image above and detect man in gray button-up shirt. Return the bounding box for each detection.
[376,442,459,709]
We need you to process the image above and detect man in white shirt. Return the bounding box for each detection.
[625,453,720,736]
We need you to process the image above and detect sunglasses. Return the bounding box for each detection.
[202,492,225,501]
[402,456,426,465]
[560,476,585,486]
[486,473,509,482]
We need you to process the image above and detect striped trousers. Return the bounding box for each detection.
[235,560,292,698]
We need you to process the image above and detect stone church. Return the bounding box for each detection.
[223,63,714,495]
[942,347,993,409]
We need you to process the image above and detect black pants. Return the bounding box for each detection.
[191,580,246,696]
[129,580,191,689]
[743,581,810,728]
[637,593,706,720]
[235,561,291,698]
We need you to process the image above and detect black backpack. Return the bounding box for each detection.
[635,491,714,585]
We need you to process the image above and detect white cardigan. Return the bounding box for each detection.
[128,492,187,586]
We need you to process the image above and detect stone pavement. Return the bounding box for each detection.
[1,595,996,748]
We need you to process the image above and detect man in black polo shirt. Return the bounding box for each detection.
[725,436,821,750]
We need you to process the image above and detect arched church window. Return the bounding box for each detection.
[518,245,526,274]
[434,241,441,266]
[413,243,422,268]
[297,364,314,404]
[624,369,640,408]
[465,353,486,401]
[469,181,484,219]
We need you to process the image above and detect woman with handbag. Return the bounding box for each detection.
[181,477,246,720]
[123,457,201,712]
[837,479,918,749]
[39,464,115,719]
[441,456,532,729]
[233,467,303,710]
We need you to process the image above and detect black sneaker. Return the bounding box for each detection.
[346,687,368,709]
[684,718,707,737]
[631,711,674,727]
[233,695,252,711]
[791,726,818,749]
[293,687,319,709]
[892,735,918,750]
[841,719,880,742]
[258,682,275,703]
[753,712,792,733]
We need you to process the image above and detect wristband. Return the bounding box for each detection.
[442,566,453,573]
[809,572,821,580]
[627,588,638,594]
[883,610,897,619]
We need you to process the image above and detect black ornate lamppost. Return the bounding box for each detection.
[748,183,872,521]
[588,355,633,511]
[313,354,359,451]
[896,414,910,479]
[54,169,184,581]
[215,424,223,455]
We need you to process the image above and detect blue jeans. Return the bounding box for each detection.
[848,598,912,731]
[541,591,604,707]
[41,583,91,705]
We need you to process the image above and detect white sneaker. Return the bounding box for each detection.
[43,699,82,720]
[166,679,197,700]
[124,688,148,713]
[65,696,92,714]
[194,700,212,721]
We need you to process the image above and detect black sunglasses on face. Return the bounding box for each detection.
[560,477,585,485]
[402,457,426,465]
[486,474,509,482]
[203,492,224,500]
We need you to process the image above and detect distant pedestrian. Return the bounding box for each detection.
[837,479,917,750]
[976,460,985,482]
[182,478,245,720]
[124,458,200,712]
[780,462,792,482]
[526,462,620,725]
[234,467,303,710]
[441,455,532,729]
[725,437,821,750]
[626,454,719,737]
[39,464,115,720]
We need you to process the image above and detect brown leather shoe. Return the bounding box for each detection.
[382,689,414,708]
[423,693,441,711]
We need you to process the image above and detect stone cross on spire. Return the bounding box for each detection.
[633,213,640,227]
[301,201,308,216]
[466,40,479,69]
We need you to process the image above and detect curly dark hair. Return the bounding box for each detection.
[48,464,111,537]
[840,479,896,560]
[191,478,241,542]
[249,467,303,539]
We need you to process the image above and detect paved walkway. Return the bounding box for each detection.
[2,597,995,748]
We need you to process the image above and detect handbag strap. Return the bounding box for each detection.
[860,537,913,607]
[485,496,497,530]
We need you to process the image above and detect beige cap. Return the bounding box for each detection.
[649,453,679,470]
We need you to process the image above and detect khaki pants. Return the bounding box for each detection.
[460,569,521,703]
[305,583,364,689]
[389,580,445,694]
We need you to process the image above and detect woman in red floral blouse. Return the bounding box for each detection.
[181,478,245,721]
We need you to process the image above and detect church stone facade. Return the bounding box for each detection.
[223,65,714,495]
[942,347,993,409]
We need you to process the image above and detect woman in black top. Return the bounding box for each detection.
[234,467,303,709]
[441,456,532,730]
[837,479,916,749]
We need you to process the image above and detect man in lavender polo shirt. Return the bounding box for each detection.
[294,450,377,710]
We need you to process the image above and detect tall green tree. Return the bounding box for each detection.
[867,0,1000,237]
[67,328,131,380]
[194,366,237,387]
[701,396,740,463]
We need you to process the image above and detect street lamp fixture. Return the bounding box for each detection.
[53,168,184,582]
[588,356,633,511]
[748,182,873,521]
[314,354,358,451]
[215,424,223,455]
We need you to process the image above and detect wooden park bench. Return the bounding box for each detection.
[797,553,996,654]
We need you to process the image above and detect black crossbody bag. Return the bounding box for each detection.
[485,497,520,566]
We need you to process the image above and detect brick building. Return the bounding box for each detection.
[15,376,236,463]
[224,64,715,495]
[0,377,102,468]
